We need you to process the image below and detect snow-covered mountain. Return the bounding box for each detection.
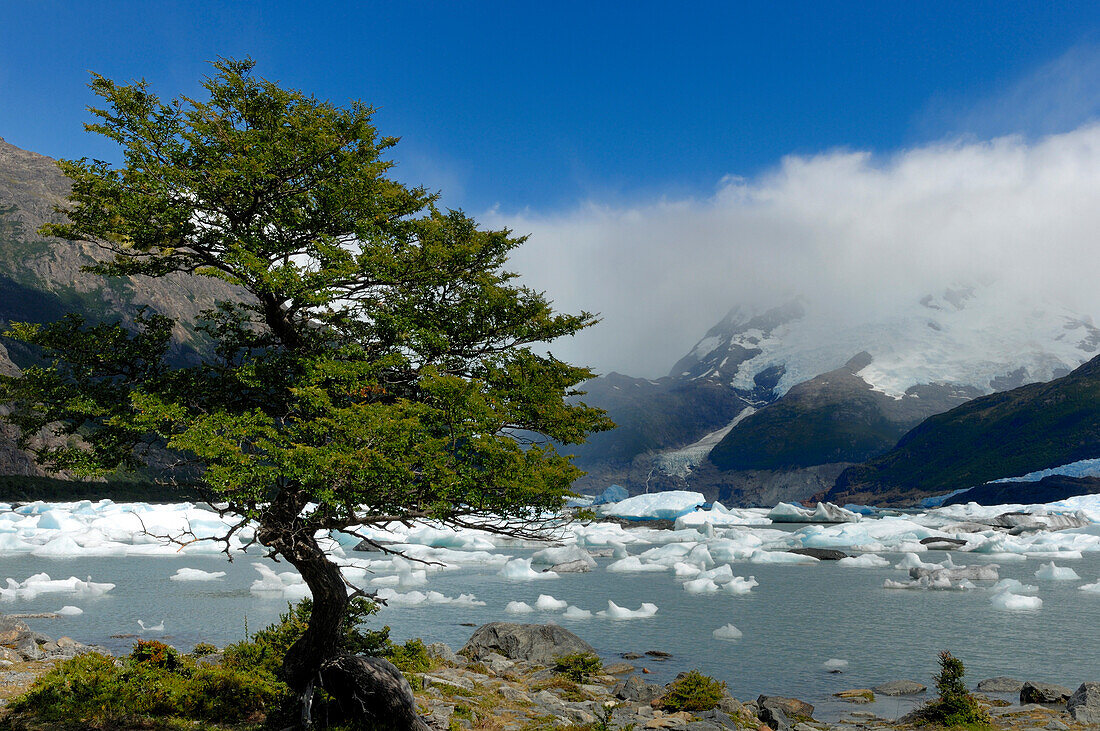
[673,283,1100,401]
[572,282,1100,506]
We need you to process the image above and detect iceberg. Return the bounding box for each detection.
[530,545,597,570]
[600,491,706,521]
[712,623,743,640]
[591,484,629,505]
[768,502,861,524]
[991,591,1043,611]
[724,576,759,594]
[497,558,558,580]
[55,605,83,616]
[824,658,849,671]
[170,568,227,582]
[837,553,890,568]
[504,601,534,613]
[606,556,667,573]
[1034,561,1080,580]
[534,594,568,611]
[596,600,659,619]
[562,606,593,619]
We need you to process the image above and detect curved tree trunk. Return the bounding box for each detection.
[258,519,349,727]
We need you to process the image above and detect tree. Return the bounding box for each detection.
[0,59,611,726]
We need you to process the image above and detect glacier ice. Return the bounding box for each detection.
[505,601,534,613]
[535,594,568,611]
[171,568,226,582]
[837,553,890,568]
[562,605,593,619]
[600,491,706,521]
[991,591,1043,611]
[597,600,659,619]
[498,558,558,580]
[1034,561,1080,580]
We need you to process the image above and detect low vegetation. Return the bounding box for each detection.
[553,652,603,682]
[914,651,992,729]
[0,598,433,730]
[657,669,726,712]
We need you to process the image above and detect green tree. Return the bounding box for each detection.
[0,59,611,725]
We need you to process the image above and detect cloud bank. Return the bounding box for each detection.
[489,125,1100,378]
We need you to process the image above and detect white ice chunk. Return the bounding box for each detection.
[601,491,706,521]
[991,591,1043,611]
[837,553,889,568]
[606,556,667,573]
[562,606,593,619]
[498,558,558,580]
[712,623,743,640]
[505,601,534,614]
[55,605,83,616]
[535,594,568,611]
[1035,562,1080,580]
[991,578,1038,594]
[723,576,759,595]
[170,568,227,582]
[768,502,861,523]
[824,658,849,671]
[597,600,659,619]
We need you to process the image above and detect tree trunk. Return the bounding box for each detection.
[258,521,349,727]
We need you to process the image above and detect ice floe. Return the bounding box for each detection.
[171,568,227,582]
[597,600,659,619]
[505,601,534,613]
[991,591,1043,611]
[713,623,743,640]
[535,594,568,611]
[1034,561,1081,580]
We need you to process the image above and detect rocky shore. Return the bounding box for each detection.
[0,616,1097,731]
[410,623,1100,731]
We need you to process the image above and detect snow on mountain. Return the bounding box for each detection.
[675,282,1100,400]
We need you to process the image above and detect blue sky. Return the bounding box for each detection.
[3,1,1100,214]
[5,2,1100,375]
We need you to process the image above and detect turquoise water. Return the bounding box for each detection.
[2,547,1096,717]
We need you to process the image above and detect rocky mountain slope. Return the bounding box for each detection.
[0,136,239,477]
[573,286,1100,506]
[826,354,1100,506]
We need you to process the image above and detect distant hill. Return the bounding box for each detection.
[0,136,240,478]
[827,354,1100,506]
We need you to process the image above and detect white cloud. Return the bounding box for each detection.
[490,125,1100,378]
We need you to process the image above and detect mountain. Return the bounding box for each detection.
[826,354,1100,506]
[572,285,1100,505]
[0,136,239,476]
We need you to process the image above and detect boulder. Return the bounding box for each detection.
[834,689,875,703]
[757,695,814,727]
[317,652,429,731]
[872,680,926,696]
[787,548,848,561]
[613,674,664,702]
[460,623,595,665]
[0,616,29,645]
[976,676,1024,693]
[1020,681,1073,705]
[1067,682,1100,722]
[424,642,461,666]
[919,536,967,549]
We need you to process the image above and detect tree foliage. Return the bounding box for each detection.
[0,58,612,713]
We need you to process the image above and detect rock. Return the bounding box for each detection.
[758,695,815,730]
[697,709,739,729]
[1067,682,1100,723]
[482,652,514,675]
[1046,720,1069,730]
[546,559,592,573]
[425,642,462,666]
[977,676,1025,693]
[460,623,595,665]
[318,652,429,730]
[614,674,664,702]
[645,650,672,658]
[622,652,643,659]
[604,662,635,675]
[788,548,848,560]
[872,680,926,696]
[919,536,967,549]
[834,689,875,704]
[0,616,29,645]
[1020,681,1073,705]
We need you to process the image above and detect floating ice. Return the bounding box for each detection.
[606,556,667,573]
[530,545,596,570]
[824,658,849,671]
[1080,581,1100,594]
[837,553,889,568]
[991,578,1039,594]
[498,558,558,580]
[374,588,485,607]
[597,600,659,619]
[768,502,861,524]
[683,578,720,594]
[591,484,629,505]
[55,605,83,616]
[712,623,742,640]
[535,594,568,611]
[991,591,1043,611]
[562,606,593,619]
[601,491,706,521]
[1035,562,1080,580]
[171,568,227,582]
[724,576,759,594]
[0,573,115,601]
[249,563,310,600]
[505,601,534,613]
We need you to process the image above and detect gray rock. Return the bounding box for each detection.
[910,565,999,582]
[872,680,926,696]
[546,559,592,573]
[613,674,664,702]
[1020,681,1073,705]
[1067,682,1100,724]
[759,703,793,731]
[977,676,1025,693]
[0,615,30,645]
[425,642,460,666]
[460,623,595,665]
[788,548,848,560]
[919,536,967,549]
[757,695,814,719]
[697,709,739,729]
[318,653,430,730]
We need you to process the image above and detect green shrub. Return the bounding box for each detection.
[574,506,599,522]
[553,652,603,682]
[659,669,727,712]
[130,639,182,671]
[387,637,432,673]
[916,651,991,728]
[191,641,219,657]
